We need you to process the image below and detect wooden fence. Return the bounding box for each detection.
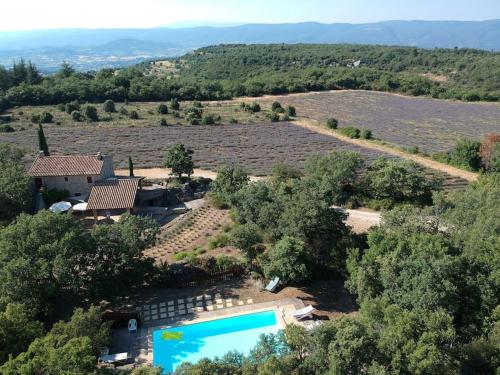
[165,265,246,288]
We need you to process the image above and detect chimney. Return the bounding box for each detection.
[96,152,103,160]
[39,150,45,157]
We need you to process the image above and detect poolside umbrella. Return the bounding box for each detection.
[72,202,88,211]
[49,201,72,213]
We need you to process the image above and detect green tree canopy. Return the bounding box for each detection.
[210,165,249,206]
[0,306,109,374]
[0,303,44,364]
[363,157,441,205]
[0,144,31,222]
[304,151,363,204]
[164,143,194,179]
[230,223,263,263]
[0,210,158,313]
[263,236,310,284]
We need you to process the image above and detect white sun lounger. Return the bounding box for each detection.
[292,305,316,320]
[98,352,129,364]
[265,277,280,292]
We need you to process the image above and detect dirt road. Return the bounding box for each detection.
[293,118,479,182]
[333,206,381,233]
[115,167,264,181]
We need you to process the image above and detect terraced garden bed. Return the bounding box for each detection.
[145,203,237,264]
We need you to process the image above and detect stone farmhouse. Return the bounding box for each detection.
[29,152,141,218]
[29,151,115,198]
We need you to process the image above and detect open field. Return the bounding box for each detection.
[1,121,470,191]
[2,101,269,130]
[257,90,500,153]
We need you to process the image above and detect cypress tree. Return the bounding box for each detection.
[128,156,134,177]
[38,123,49,156]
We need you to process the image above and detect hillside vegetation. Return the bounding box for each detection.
[1,44,500,114]
[176,44,500,100]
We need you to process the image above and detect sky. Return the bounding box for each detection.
[1,0,500,31]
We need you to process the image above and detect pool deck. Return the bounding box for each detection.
[126,297,305,366]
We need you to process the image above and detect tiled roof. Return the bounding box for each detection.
[87,178,140,210]
[29,154,105,177]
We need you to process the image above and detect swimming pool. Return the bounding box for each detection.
[152,310,280,373]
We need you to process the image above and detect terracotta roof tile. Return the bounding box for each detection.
[87,178,140,210]
[29,154,105,177]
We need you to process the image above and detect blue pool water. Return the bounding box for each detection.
[153,310,279,373]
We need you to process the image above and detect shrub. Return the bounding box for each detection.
[160,119,168,126]
[119,107,128,115]
[240,102,261,113]
[229,118,238,124]
[449,139,482,171]
[360,129,372,139]
[103,100,116,113]
[480,133,500,172]
[286,105,296,117]
[215,255,242,269]
[39,111,53,124]
[157,104,169,115]
[170,98,180,110]
[192,101,203,108]
[84,106,98,121]
[129,110,139,120]
[0,124,14,133]
[184,107,202,121]
[339,127,361,139]
[268,112,280,122]
[65,101,80,114]
[208,233,230,249]
[282,114,290,122]
[71,110,83,121]
[248,102,261,112]
[201,114,216,125]
[326,118,338,129]
[56,103,66,112]
[271,101,284,113]
[30,114,40,124]
[174,252,189,261]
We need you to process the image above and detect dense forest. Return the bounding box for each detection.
[1,44,499,114]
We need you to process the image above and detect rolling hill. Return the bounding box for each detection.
[0,20,499,72]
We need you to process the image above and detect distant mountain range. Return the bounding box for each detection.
[0,20,499,72]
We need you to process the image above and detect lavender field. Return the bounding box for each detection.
[261,91,500,153]
[1,121,468,190]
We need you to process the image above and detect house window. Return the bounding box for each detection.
[64,177,68,182]
[87,176,93,183]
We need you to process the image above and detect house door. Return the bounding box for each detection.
[34,178,43,190]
